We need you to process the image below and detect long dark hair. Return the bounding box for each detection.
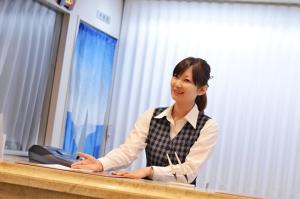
[173,57,211,112]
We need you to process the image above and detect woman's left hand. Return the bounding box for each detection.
[112,167,153,179]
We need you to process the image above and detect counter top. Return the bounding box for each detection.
[0,161,255,199]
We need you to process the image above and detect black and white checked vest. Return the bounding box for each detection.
[145,107,210,184]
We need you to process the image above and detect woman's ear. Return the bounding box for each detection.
[197,85,208,96]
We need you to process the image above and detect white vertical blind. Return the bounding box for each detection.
[106,0,300,198]
[0,0,60,151]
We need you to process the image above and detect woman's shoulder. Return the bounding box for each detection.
[202,117,218,133]
[206,118,218,126]
[143,106,169,115]
[200,112,217,125]
[137,108,155,121]
[142,108,156,115]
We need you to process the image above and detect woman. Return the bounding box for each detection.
[71,57,218,184]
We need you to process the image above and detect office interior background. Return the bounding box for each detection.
[0,0,299,198]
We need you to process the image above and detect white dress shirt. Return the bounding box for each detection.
[98,104,218,183]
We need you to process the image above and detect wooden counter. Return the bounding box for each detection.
[0,161,253,199]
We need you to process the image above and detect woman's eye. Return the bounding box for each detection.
[184,79,191,83]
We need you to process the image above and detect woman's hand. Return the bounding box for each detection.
[71,152,103,172]
[112,167,153,179]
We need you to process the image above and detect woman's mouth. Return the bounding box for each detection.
[173,89,184,95]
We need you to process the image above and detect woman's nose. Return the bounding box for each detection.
[174,79,182,87]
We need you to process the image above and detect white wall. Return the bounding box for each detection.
[40,0,123,147]
[73,0,123,38]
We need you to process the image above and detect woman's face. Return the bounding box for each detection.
[171,67,206,106]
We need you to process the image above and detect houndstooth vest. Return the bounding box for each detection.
[145,107,210,184]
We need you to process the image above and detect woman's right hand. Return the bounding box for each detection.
[71,152,103,172]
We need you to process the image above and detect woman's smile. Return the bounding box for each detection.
[173,88,184,95]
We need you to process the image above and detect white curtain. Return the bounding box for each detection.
[106,0,300,198]
[0,0,60,151]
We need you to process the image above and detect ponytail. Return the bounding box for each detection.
[195,94,207,112]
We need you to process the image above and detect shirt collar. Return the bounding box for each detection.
[154,104,199,129]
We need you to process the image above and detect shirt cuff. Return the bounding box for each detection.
[98,157,111,171]
[151,166,172,181]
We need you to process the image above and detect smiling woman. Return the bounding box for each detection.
[71,57,218,186]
